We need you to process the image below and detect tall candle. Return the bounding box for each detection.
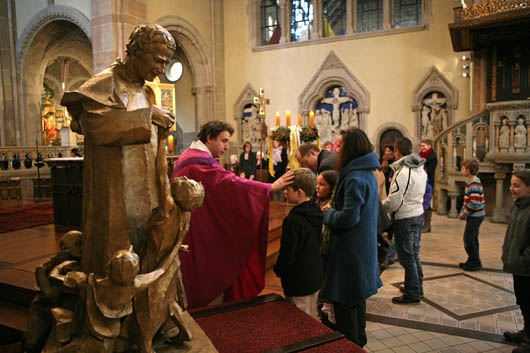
[298,114,302,126]
[168,135,174,153]
[309,111,315,128]
[286,110,291,126]
[276,112,280,127]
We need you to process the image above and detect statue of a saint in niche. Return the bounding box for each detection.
[514,117,527,149]
[499,118,510,149]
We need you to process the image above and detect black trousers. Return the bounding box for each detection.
[513,274,530,336]
[333,300,367,347]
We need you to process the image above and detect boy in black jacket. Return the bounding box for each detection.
[274,168,324,318]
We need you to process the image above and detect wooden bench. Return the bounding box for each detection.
[0,178,22,200]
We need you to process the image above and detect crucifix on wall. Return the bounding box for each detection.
[253,88,270,158]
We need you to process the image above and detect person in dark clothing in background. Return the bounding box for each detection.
[239,141,257,180]
[419,139,437,233]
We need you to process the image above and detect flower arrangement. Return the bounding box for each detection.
[300,126,319,143]
[270,127,290,143]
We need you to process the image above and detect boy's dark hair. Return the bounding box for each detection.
[320,170,338,191]
[298,143,320,157]
[513,168,530,187]
[384,145,394,152]
[462,158,480,175]
[242,141,252,150]
[337,128,373,171]
[395,137,412,156]
[197,120,234,143]
[289,168,317,197]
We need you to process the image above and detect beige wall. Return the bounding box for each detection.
[55,0,91,20]
[146,0,212,54]
[15,0,47,39]
[174,62,196,133]
[223,0,471,143]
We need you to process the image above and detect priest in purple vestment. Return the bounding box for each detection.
[172,120,293,308]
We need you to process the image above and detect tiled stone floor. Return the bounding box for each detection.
[262,213,522,352]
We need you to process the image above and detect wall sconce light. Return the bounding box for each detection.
[462,64,470,70]
[462,55,471,61]
[462,72,470,78]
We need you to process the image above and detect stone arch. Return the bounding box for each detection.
[412,66,459,140]
[233,83,259,144]
[298,51,370,130]
[372,122,414,158]
[156,16,214,130]
[17,6,92,146]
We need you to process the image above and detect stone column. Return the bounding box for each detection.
[448,191,459,218]
[312,0,322,39]
[526,124,530,152]
[346,0,354,34]
[279,0,290,44]
[193,85,214,129]
[509,120,515,153]
[211,0,226,123]
[383,0,392,30]
[494,120,500,152]
[492,172,506,223]
[437,189,448,215]
[91,0,147,73]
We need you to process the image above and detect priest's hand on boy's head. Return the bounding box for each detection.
[271,170,295,192]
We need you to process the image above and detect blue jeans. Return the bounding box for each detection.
[463,216,484,267]
[394,215,424,301]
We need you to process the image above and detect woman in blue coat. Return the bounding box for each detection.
[321,128,382,347]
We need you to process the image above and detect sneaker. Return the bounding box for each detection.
[392,295,420,304]
[504,329,527,343]
[462,263,482,272]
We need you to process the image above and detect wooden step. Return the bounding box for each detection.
[266,237,281,270]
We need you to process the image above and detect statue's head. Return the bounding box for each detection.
[125,24,176,82]
[106,247,140,286]
[171,176,205,212]
[59,231,82,258]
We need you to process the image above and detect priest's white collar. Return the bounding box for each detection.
[189,140,212,156]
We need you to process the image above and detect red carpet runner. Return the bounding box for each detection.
[193,295,365,353]
[0,202,54,234]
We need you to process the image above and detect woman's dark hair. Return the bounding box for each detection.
[243,141,252,151]
[337,128,373,171]
[320,170,338,191]
[384,145,394,152]
[513,169,530,187]
[198,120,234,143]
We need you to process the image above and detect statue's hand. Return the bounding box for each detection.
[152,106,175,130]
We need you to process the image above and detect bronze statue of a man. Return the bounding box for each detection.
[61,24,176,276]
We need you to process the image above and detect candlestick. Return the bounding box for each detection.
[168,135,174,153]
[309,111,315,128]
[298,114,302,126]
[286,110,291,126]
[276,112,280,127]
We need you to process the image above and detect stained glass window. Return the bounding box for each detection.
[394,0,421,28]
[357,0,383,33]
[261,0,280,45]
[322,0,346,37]
[290,0,313,42]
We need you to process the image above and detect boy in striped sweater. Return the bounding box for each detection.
[458,159,485,271]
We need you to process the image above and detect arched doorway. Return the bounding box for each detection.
[19,18,92,147]
[379,129,403,158]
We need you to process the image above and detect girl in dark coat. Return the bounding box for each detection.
[321,128,382,347]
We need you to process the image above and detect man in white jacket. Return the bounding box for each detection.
[383,137,427,304]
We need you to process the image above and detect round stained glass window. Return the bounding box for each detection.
[165,61,183,82]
